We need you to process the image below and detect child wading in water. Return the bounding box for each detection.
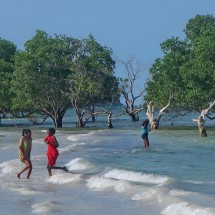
[17,129,33,179]
[141,119,150,147]
[44,128,67,176]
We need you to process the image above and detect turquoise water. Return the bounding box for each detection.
[1,107,214,128]
[0,127,215,215]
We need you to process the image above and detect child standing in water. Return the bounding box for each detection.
[17,129,33,179]
[44,128,67,176]
[141,119,150,147]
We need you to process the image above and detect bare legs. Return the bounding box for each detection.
[47,165,68,177]
[143,138,150,147]
[17,160,32,179]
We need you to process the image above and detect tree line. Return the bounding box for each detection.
[0,14,214,134]
[0,31,119,128]
[144,14,215,136]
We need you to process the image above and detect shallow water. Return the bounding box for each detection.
[0,128,215,215]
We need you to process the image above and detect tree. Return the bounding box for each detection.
[180,15,215,110]
[145,15,215,133]
[69,35,118,127]
[146,93,173,129]
[11,30,72,127]
[118,57,147,121]
[0,38,16,117]
[11,31,118,128]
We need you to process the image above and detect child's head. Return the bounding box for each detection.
[22,129,31,136]
[142,119,149,126]
[47,128,55,135]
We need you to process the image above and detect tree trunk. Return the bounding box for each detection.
[192,115,207,137]
[92,115,95,122]
[54,116,63,128]
[192,100,215,137]
[71,99,85,128]
[108,112,113,128]
[45,111,65,128]
[2,112,7,118]
[91,106,95,122]
[77,117,84,128]
[129,113,139,121]
[146,93,173,129]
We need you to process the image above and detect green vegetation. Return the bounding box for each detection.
[5,31,118,128]
[0,14,214,129]
[0,38,16,112]
[145,15,215,113]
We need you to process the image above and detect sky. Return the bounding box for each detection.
[1,0,215,81]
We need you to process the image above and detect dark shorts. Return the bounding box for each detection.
[142,133,148,140]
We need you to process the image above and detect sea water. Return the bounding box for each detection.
[0,127,215,215]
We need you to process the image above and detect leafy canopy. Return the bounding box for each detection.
[145,14,215,112]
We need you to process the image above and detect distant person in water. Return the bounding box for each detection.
[17,129,33,179]
[141,119,150,147]
[44,128,67,176]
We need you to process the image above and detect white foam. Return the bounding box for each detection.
[161,202,214,215]
[47,172,80,184]
[40,130,48,133]
[0,159,19,174]
[88,130,104,135]
[9,187,43,195]
[66,158,93,171]
[132,188,159,201]
[67,130,103,142]
[86,176,131,192]
[103,169,169,185]
[1,165,17,174]
[32,139,44,144]
[184,180,205,184]
[67,135,81,141]
[1,146,11,150]
[58,145,75,153]
[169,189,191,196]
[32,201,56,214]
[183,180,215,185]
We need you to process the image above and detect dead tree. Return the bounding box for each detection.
[192,100,215,137]
[83,109,114,129]
[118,56,147,121]
[146,93,173,129]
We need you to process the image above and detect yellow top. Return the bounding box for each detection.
[18,136,32,161]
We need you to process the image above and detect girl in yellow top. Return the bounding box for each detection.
[17,129,32,179]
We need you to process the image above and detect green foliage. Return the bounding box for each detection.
[145,14,215,112]
[12,31,71,112]
[0,38,16,62]
[184,14,215,42]
[69,34,118,108]
[11,30,118,127]
[0,38,16,110]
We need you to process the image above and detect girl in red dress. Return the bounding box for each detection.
[44,128,67,176]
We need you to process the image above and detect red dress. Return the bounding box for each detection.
[44,136,59,166]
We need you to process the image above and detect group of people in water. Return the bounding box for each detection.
[17,119,150,179]
[17,128,67,179]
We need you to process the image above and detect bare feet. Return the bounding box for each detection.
[63,166,68,172]
[17,173,21,179]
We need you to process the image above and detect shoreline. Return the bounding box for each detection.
[0,125,214,132]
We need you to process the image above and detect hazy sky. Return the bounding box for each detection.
[1,0,215,77]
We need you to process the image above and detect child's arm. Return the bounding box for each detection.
[18,137,25,159]
[45,136,59,148]
[52,136,59,148]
